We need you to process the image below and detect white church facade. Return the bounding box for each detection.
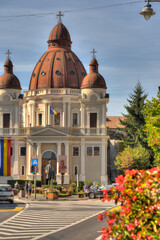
[0,20,109,184]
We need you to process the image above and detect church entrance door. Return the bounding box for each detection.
[42,151,57,185]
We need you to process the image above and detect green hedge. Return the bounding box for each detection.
[7,180,42,188]
[73,181,84,191]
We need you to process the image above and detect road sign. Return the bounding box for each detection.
[32,158,38,166]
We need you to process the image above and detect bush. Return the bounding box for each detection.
[98,167,160,240]
[53,180,57,185]
[43,185,50,190]
[7,180,42,188]
[73,181,84,191]
[115,145,150,173]
[55,185,62,192]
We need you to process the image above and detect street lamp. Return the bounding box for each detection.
[140,0,160,20]
[140,0,155,20]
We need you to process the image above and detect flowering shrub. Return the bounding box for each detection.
[98,167,160,240]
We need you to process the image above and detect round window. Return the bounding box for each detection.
[63,43,66,46]
[57,58,60,61]
[56,70,60,75]
[70,71,75,75]
[32,73,35,78]
[46,58,49,61]
[82,72,86,77]
[41,71,46,76]
[52,43,55,46]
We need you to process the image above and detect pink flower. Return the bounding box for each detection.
[134,219,139,226]
[125,169,139,176]
[127,223,135,232]
[130,232,137,240]
[116,175,124,185]
[98,214,103,221]
[147,236,153,240]
[158,219,160,226]
[137,187,144,193]
[132,195,137,201]
[156,202,160,210]
[148,205,155,211]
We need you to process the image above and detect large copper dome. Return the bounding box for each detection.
[29,22,87,90]
[81,57,107,89]
[0,59,21,90]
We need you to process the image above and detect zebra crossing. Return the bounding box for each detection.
[0,201,111,240]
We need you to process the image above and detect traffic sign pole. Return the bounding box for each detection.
[32,158,38,200]
[34,165,36,200]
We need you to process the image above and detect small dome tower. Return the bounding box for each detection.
[0,57,22,129]
[81,57,106,89]
[0,58,21,90]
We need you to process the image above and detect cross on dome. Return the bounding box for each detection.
[5,49,12,59]
[91,48,97,58]
[57,11,64,22]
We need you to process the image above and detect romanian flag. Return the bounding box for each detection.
[0,137,11,176]
[50,106,60,117]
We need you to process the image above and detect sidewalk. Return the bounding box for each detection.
[14,193,89,202]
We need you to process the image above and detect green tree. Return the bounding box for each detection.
[143,92,160,166]
[115,145,150,173]
[120,81,148,148]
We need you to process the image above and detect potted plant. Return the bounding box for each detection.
[46,188,59,200]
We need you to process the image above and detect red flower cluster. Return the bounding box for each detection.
[99,167,160,240]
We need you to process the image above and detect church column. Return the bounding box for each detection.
[13,139,18,179]
[68,101,71,127]
[0,113,2,128]
[80,138,85,181]
[13,105,18,129]
[56,143,61,175]
[44,103,47,127]
[63,101,66,127]
[97,112,100,135]
[29,104,32,126]
[32,103,35,127]
[27,143,32,179]
[23,104,26,127]
[65,143,69,175]
[101,139,108,183]
[36,112,38,126]
[10,111,13,129]
[101,103,106,134]
[36,143,41,178]
[81,104,85,134]
[48,104,51,125]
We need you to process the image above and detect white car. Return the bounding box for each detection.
[0,184,14,203]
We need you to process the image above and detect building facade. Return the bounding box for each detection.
[0,21,109,184]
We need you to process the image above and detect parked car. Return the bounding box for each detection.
[88,184,114,199]
[0,184,14,203]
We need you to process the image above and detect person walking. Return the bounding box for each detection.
[25,181,28,198]
[28,181,32,198]
[14,181,20,190]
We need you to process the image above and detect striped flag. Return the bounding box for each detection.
[0,137,11,176]
[50,107,60,117]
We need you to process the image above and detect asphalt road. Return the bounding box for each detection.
[39,212,106,240]
[0,200,116,240]
[0,202,26,223]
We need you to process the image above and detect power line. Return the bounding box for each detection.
[0,1,143,20]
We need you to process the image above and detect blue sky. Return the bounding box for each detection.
[0,0,160,116]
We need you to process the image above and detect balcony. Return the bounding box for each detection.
[0,126,106,137]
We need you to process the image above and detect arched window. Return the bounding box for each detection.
[42,151,57,159]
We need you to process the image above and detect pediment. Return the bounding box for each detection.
[30,127,68,137]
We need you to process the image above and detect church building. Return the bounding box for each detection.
[0,18,109,184]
